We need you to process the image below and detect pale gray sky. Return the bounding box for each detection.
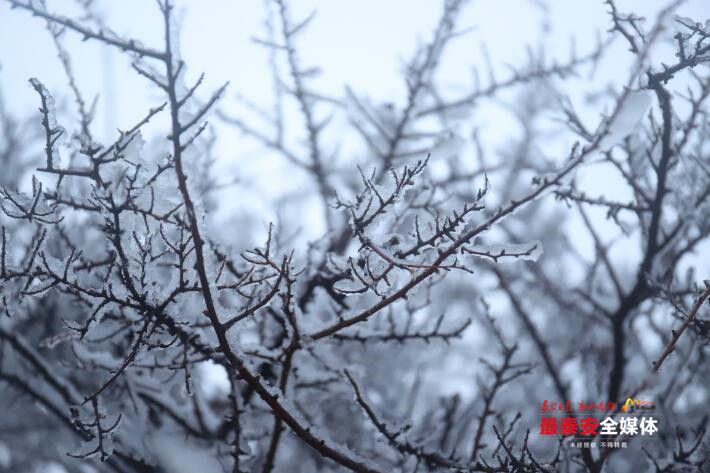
[1,0,708,273]
[2,0,707,139]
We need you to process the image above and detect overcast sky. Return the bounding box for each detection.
[1,4,709,462]
[1,0,708,274]
[2,0,708,136]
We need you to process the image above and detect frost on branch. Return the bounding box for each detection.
[465,239,543,263]
[0,1,708,473]
[598,90,653,150]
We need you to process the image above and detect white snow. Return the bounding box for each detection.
[39,462,68,473]
[0,442,10,468]
[599,90,653,150]
[198,359,231,401]
[152,435,224,473]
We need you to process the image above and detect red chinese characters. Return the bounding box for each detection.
[540,400,616,413]
[539,400,572,412]
[540,417,558,435]
[540,417,599,436]
[579,418,599,435]
[559,418,578,436]
[577,401,616,412]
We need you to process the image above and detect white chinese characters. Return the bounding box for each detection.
[598,416,657,436]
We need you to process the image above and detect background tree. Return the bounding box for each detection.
[0,1,708,472]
